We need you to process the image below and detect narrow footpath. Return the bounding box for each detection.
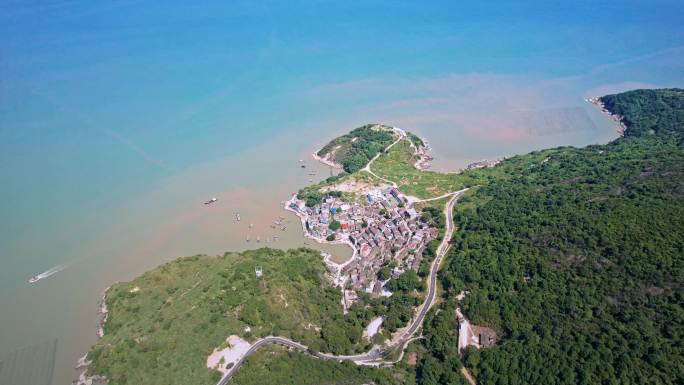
[360,130,405,187]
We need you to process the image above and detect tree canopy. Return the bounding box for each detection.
[601,88,684,138]
[416,88,684,385]
[316,124,395,173]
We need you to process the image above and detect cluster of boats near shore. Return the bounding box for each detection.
[203,195,293,244]
[246,216,289,243]
[197,157,324,248]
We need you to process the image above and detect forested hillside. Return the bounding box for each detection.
[83,89,683,385]
[417,89,684,385]
[317,124,395,173]
[601,88,684,138]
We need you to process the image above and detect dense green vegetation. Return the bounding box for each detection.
[88,89,683,385]
[420,206,445,230]
[378,265,391,280]
[416,88,684,385]
[601,88,684,138]
[84,247,434,384]
[381,292,422,335]
[297,187,344,208]
[317,124,395,173]
[417,303,468,385]
[86,248,351,385]
[318,271,427,353]
[231,345,403,385]
[387,270,424,293]
[417,240,440,278]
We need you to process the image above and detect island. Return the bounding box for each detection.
[79,88,684,385]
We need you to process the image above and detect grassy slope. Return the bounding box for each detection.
[87,248,348,385]
[370,138,552,199]
[370,140,466,198]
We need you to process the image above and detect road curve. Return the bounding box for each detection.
[217,190,465,385]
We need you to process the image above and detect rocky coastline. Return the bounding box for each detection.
[586,96,627,136]
[73,286,112,385]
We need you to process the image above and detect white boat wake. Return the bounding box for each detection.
[28,264,67,283]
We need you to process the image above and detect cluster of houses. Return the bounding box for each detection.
[290,187,439,300]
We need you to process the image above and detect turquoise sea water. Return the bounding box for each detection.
[1,1,683,383]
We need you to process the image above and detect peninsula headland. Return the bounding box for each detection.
[81,88,684,385]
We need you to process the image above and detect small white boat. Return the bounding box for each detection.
[27,264,66,284]
[204,197,218,205]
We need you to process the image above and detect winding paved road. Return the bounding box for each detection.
[216,189,466,385]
